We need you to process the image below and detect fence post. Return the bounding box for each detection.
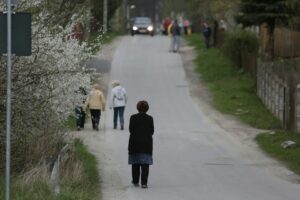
[271,78,276,114]
[49,144,70,196]
[267,73,272,109]
[50,156,60,196]
[257,63,263,98]
[278,83,285,123]
[274,77,280,118]
[295,85,300,132]
[284,85,290,129]
[263,71,268,105]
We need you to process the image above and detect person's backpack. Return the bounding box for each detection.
[115,87,125,101]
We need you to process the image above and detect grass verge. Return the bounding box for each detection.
[256,131,300,175]
[186,34,281,129]
[0,139,99,200]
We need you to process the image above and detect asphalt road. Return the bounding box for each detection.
[97,35,300,200]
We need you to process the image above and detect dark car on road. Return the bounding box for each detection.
[131,17,154,36]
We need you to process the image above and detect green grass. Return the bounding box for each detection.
[0,139,100,200]
[187,34,300,175]
[88,31,120,54]
[186,34,281,129]
[256,131,300,175]
[74,139,99,186]
[64,114,77,130]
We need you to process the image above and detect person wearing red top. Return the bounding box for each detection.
[163,17,171,35]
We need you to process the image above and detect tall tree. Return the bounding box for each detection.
[236,0,290,59]
[90,0,122,31]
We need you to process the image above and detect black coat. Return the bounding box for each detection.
[128,113,154,155]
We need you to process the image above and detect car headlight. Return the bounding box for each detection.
[133,26,138,31]
[147,26,153,31]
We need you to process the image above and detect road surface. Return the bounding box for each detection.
[82,35,300,200]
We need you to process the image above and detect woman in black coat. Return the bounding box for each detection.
[128,101,154,189]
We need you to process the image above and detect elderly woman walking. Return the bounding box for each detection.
[128,101,154,189]
[85,84,106,131]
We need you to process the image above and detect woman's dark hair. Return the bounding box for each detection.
[137,101,149,113]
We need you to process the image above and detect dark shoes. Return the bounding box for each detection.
[114,124,124,130]
[132,181,139,187]
[132,181,147,188]
[95,123,99,131]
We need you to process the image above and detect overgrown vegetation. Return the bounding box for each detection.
[256,131,300,175]
[0,139,99,200]
[88,32,121,54]
[0,0,91,174]
[222,30,258,68]
[187,34,281,129]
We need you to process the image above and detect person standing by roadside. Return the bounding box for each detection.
[75,87,87,131]
[202,23,211,48]
[128,101,154,189]
[110,80,127,130]
[167,20,174,52]
[183,19,190,35]
[171,19,181,53]
[163,17,171,35]
[84,84,106,131]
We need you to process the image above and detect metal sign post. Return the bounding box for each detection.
[1,2,30,199]
[5,0,12,199]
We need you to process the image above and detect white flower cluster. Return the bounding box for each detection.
[1,0,95,130]
[0,0,102,173]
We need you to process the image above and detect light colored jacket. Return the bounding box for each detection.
[111,85,127,108]
[85,89,106,110]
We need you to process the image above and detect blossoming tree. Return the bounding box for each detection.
[0,0,96,173]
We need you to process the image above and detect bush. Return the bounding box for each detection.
[222,30,259,69]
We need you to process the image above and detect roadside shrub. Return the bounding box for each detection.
[0,1,92,175]
[222,30,259,69]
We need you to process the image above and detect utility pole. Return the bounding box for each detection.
[103,0,108,32]
[123,0,127,33]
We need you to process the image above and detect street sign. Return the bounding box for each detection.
[0,12,31,56]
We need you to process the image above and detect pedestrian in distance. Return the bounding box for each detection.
[84,84,106,131]
[163,17,171,35]
[171,19,181,53]
[75,87,87,131]
[75,105,85,131]
[202,22,211,48]
[183,19,190,35]
[167,21,174,52]
[128,101,154,189]
[110,80,127,130]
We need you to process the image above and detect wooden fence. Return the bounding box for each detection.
[260,24,300,58]
[257,61,290,128]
